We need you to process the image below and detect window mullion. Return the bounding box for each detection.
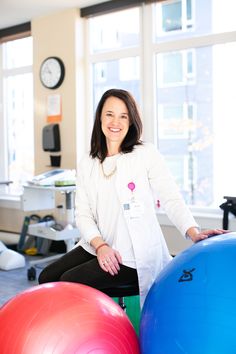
[3,65,32,77]
[0,45,8,183]
[153,30,236,54]
[141,3,156,143]
[90,47,140,64]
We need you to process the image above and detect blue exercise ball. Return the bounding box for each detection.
[140,232,236,354]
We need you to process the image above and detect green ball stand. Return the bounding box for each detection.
[113,295,141,334]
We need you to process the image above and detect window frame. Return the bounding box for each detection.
[84,5,144,142]
[156,48,196,87]
[0,34,33,196]
[85,1,236,211]
[0,44,8,184]
[158,102,196,139]
[165,153,193,191]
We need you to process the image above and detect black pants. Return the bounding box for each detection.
[38,246,138,294]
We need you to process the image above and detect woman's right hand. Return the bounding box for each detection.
[97,244,122,276]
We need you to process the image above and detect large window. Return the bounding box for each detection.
[0,36,34,194]
[86,0,236,208]
[90,7,139,53]
[87,7,141,110]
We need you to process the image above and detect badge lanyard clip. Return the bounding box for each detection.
[128,182,136,202]
[126,181,144,218]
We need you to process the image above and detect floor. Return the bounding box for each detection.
[0,232,61,307]
[0,252,50,307]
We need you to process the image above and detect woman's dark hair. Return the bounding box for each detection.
[90,88,143,161]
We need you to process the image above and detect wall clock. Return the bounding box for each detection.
[40,56,65,89]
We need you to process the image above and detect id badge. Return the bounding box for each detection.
[129,200,144,218]
[124,181,144,218]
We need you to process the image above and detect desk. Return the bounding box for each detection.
[22,184,79,251]
[0,181,13,185]
[21,184,79,279]
[22,184,76,223]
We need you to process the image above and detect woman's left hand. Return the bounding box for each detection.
[187,228,230,243]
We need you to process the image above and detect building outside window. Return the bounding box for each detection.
[0,36,34,194]
[88,7,141,109]
[156,0,193,34]
[158,103,196,139]
[86,0,236,208]
[156,49,195,86]
[154,0,236,206]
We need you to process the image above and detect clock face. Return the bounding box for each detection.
[40,57,65,89]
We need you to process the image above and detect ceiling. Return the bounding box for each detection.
[0,0,110,30]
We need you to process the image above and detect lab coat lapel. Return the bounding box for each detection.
[115,154,163,307]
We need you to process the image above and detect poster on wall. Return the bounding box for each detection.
[47,94,62,123]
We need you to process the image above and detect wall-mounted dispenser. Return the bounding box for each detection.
[42,123,61,152]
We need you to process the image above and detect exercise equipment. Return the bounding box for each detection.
[0,282,140,354]
[140,232,236,354]
[220,196,236,229]
[17,214,54,255]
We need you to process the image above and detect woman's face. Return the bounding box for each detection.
[101,96,130,148]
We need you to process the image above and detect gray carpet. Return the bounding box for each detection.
[0,252,60,307]
[0,258,40,307]
[0,232,65,307]
[0,233,42,307]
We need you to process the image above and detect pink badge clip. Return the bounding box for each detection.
[128,182,136,192]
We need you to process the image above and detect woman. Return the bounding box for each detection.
[39,88,226,307]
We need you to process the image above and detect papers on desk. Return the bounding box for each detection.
[28,169,76,187]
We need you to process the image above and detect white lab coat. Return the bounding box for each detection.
[75,143,198,307]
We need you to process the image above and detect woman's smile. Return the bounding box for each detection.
[101,96,130,153]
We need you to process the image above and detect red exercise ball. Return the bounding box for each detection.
[0,282,140,354]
